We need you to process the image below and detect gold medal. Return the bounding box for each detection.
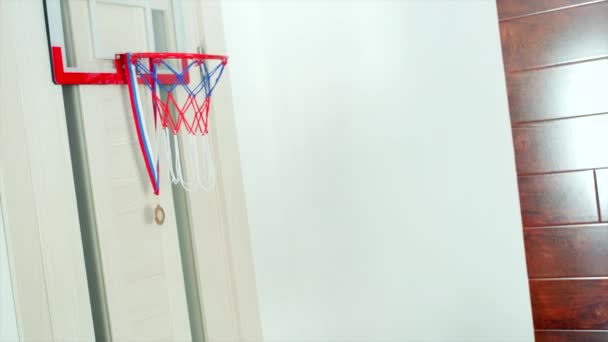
[154,204,165,225]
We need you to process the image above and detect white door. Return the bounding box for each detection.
[0,194,18,342]
[3,0,261,340]
[61,1,191,340]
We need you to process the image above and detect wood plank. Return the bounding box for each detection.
[518,171,598,226]
[500,1,608,71]
[530,279,608,329]
[497,0,598,19]
[525,225,608,278]
[507,59,608,123]
[512,115,608,173]
[536,330,608,341]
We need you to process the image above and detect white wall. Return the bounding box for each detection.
[220,1,534,341]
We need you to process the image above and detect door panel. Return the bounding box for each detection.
[94,3,150,56]
[63,0,190,340]
[498,0,608,338]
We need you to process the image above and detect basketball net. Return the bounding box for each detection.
[123,52,227,197]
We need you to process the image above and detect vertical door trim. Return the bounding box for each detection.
[180,1,264,340]
[0,1,96,341]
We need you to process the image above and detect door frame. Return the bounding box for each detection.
[178,1,263,340]
[0,0,261,341]
[0,1,95,340]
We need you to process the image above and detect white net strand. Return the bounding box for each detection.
[200,134,215,190]
[161,128,178,184]
[180,133,198,191]
[190,134,215,191]
[159,126,215,192]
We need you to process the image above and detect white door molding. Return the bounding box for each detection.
[0,194,18,342]
[178,1,263,341]
[0,1,95,341]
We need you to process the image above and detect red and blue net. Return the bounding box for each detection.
[123,52,227,195]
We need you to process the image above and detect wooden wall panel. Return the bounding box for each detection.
[530,279,608,329]
[525,225,608,278]
[497,0,598,19]
[595,169,608,222]
[518,171,598,226]
[507,59,608,123]
[500,0,608,336]
[500,1,608,71]
[536,330,608,342]
[512,115,608,174]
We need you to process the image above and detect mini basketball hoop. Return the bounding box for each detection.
[48,48,227,197]
[43,1,229,225]
[121,52,228,196]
